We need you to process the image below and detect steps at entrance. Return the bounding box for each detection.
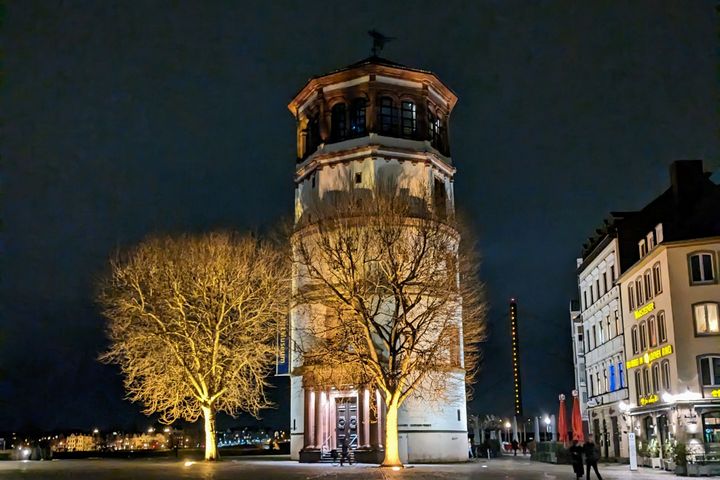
[319,449,356,464]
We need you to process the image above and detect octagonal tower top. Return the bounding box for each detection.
[288,56,458,163]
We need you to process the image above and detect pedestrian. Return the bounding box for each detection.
[511,439,518,456]
[330,448,338,465]
[340,438,349,466]
[520,440,527,455]
[568,439,584,480]
[468,437,474,459]
[583,435,602,480]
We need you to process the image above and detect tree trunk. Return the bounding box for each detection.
[381,396,402,467]
[202,405,219,461]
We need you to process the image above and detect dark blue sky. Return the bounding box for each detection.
[3,1,718,431]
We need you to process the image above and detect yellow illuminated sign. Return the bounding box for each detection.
[712,389,720,398]
[626,344,673,369]
[634,302,655,320]
[640,394,659,406]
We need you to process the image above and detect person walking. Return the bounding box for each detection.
[511,439,519,456]
[583,435,602,480]
[340,438,349,466]
[568,439,584,480]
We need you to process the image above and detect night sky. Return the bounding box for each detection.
[3,1,718,432]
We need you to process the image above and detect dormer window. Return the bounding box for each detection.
[655,223,664,243]
[647,231,655,250]
[639,239,647,258]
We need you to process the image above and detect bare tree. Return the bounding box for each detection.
[98,232,290,461]
[293,192,486,466]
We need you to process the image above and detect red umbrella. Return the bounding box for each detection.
[571,389,584,443]
[557,394,568,444]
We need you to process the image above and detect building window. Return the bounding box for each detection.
[354,172,362,184]
[639,321,647,351]
[583,290,588,310]
[585,329,590,352]
[602,272,608,293]
[635,371,642,402]
[596,279,601,298]
[636,278,644,306]
[598,321,604,345]
[657,311,667,343]
[644,271,653,300]
[330,103,347,141]
[639,240,647,258]
[401,101,417,138]
[349,98,367,137]
[614,311,621,339]
[379,96,398,135]
[694,302,720,335]
[607,315,612,339]
[690,252,715,284]
[588,370,594,397]
[642,368,650,398]
[655,223,664,243]
[651,363,660,393]
[619,362,625,388]
[596,372,602,395]
[628,284,635,311]
[631,326,639,354]
[648,316,657,347]
[592,325,597,349]
[609,364,616,391]
[428,111,441,147]
[652,263,662,295]
[590,286,595,305]
[647,232,655,250]
[610,265,616,281]
[661,360,670,391]
[699,356,720,386]
[604,368,609,392]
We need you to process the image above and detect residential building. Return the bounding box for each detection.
[569,300,588,432]
[576,235,628,460]
[612,160,720,458]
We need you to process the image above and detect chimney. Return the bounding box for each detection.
[670,160,705,209]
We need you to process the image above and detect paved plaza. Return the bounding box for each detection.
[0,454,687,480]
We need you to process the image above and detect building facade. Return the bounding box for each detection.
[287,57,468,463]
[569,300,589,431]
[577,237,629,460]
[619,234,720,457]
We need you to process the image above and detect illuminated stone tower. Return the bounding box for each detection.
[287,56,466,463]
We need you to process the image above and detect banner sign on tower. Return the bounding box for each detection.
[275,315,290,376]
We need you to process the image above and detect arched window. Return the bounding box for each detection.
[631,326,639,354]
[653,263,662,294]
[658,311,667,343]
[648,316,657,347]
[661,360,670,390]
[401,100,417,138]
[378,96,398,135]
[644,271,653,300]
[349,98,366,137]
[639,322,647,351]
[628,284,636,310]
[331,103,347,141]
[305,113,320,158]
[642,367,650,397]
[635,370,642,402]
[636,278,644,306]
[652,363,660,393]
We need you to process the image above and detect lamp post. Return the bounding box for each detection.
[544,416,551,442]
[505,421,511,443]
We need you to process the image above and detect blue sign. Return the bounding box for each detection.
[275,316,290,376]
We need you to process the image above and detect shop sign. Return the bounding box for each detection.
[640,394,659,406]
[711,389,720,398]
[626,344,673,369]
[634,302,655,320]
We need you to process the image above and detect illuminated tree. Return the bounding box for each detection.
[293,192,486,467]
[99,232,290,461]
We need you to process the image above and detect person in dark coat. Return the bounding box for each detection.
[568,439,584,479]
[583,435,603,480]
[340,439,349,466]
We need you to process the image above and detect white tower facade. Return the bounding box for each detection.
[287,57,467,463]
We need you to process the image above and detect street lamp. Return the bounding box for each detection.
[544,416,551,441]
[504,421,511,442]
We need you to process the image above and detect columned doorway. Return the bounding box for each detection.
[335,397,358,449]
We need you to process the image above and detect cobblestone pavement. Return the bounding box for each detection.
[0,453,688,479]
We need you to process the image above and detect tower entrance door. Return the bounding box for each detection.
[335,397,358,449]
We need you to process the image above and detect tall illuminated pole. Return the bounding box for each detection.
[510,298,523,417]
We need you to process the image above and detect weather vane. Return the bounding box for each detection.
[368,29,396,56]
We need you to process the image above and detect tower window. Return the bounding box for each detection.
[401,101,417,138]
[349,98,366,137]
[379,97,398,135]
[428,111,441,148]
[354,173,362,184]
[331,103,347,141]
